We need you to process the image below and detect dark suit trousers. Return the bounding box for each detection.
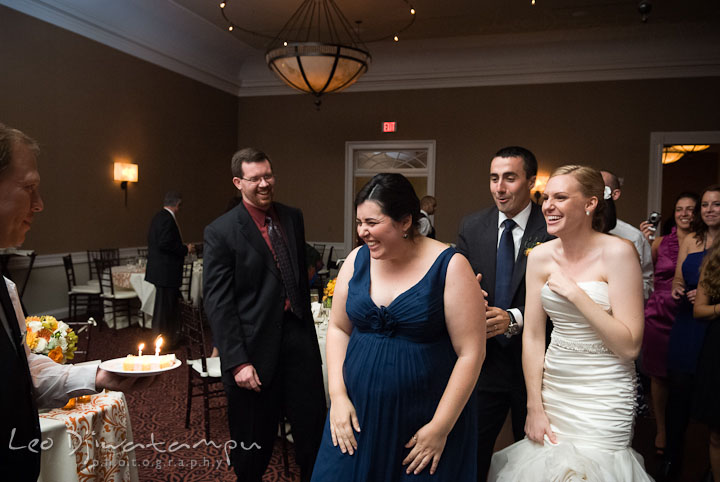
[152,286,180,346]
[224,311,326,482]
[476,386,527,482]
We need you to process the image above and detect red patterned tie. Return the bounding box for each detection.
[266,216,302,315]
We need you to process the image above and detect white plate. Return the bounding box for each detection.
[98,357,182,377]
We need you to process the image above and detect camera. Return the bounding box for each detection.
[647,211,661,240]
[648,211,661,227]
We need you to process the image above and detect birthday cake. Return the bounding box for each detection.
[122,354,176,371]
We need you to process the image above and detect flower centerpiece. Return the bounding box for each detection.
[25,315,78,364]
[322,278,337,308]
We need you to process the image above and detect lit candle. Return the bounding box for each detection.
[138,343,144,357]
[154,336,163,357]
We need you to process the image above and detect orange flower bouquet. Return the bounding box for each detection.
[25,315,78,364]
[322,278,337,308]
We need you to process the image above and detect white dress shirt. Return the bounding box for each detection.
[496,202,533,329]
[609,219,654,300]
[2,277,98,409]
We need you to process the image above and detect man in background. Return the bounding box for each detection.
[145,191,193,347]
[418,195,437,239]
[601,169,654,299]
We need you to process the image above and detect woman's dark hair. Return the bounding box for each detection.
[602,197,617,234]
[691,185,720,244]
[661,191,700,236]
[354,173,421,238]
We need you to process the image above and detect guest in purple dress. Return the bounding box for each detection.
[640,192,698,454]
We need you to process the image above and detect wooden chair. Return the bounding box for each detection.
[180,261,193,302]
[62,255,101,360]
[312,243,326,259]
[180,300,225,439]
[137,247,148,258]
[193,242,204,259]
[94,258,142,329]
[87,248,120,282]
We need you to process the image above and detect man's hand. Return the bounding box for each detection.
[187,243,195,254]
[95,368,156,392]
[234,364,262,392]
[485,307,511,338]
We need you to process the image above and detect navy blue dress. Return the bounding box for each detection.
[311,246,477,481]
[667,251,708,374]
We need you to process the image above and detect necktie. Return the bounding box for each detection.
[495,219,517,309]
[266,216,303,316]
[495,219,516,346]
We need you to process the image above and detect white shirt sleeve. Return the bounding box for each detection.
[4,277,98,409]
[418,216,431,236]
[508,307,524,331]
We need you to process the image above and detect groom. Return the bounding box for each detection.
[457,146,551,481]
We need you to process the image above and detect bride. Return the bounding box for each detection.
[489,165,653,481]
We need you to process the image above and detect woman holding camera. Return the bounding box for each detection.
[664,185,720,476]
[639,192,698,455]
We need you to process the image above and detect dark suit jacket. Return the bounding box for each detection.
[202,202,321,387]
[0,279,41,480]
[145,209,187,288]
[457,202,551,392]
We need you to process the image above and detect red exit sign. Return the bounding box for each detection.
[382,121,397,133]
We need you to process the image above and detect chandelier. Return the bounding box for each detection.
[220,1,416,106]
[662,144,711,165]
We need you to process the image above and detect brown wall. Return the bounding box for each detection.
[0,6,239,254]
[238,79,720,243]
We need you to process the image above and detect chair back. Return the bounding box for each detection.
[179,300,211,373]
[312,243,326,259]
[180,262,193,302]
[94,258,116,296]
[194,242,204,259]
[326,246,339,271]
[62,255,77,290]
[87,249,120,279]
[137,247,148,258]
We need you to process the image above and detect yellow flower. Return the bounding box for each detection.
[26,330,38,350]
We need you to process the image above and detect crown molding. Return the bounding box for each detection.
[0,0,251,96]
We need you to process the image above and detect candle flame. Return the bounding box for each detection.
[155,336,163,349]
[139,343,145,350]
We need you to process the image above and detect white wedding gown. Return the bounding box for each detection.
[489,281,653,482]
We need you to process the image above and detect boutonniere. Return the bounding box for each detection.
[523,237,544,256]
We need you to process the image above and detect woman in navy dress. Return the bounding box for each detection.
[311,173,486,481]
[693,236,720,482]
[665,185,720,476]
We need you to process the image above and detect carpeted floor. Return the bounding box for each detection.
[84,323,712,482]
[86,323,300,482]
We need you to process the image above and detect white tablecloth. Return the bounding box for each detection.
[39,391,139,482]
[311,302,330,406]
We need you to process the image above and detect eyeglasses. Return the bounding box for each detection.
[241,174,275,184]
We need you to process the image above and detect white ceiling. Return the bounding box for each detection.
[3,0,719,97]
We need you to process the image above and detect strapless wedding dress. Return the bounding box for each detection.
[489,281,653,482]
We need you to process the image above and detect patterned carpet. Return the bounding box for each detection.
[85,323,300,482]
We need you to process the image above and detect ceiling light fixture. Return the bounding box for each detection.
[662,144,711,165]
[220,1,416,107]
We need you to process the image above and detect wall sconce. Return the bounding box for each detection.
[113,162,138,206]
[532,173,549,204]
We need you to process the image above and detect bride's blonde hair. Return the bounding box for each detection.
[549,165,606,232]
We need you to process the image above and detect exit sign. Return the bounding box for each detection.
[382,121,397,133]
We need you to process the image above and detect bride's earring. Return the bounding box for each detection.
[402,232,409,239]
[585,210,590,216]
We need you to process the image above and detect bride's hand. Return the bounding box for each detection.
[402,422,448,475]
[525,408,557,445]
[329,394,361,455]
[547,272,580,301]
